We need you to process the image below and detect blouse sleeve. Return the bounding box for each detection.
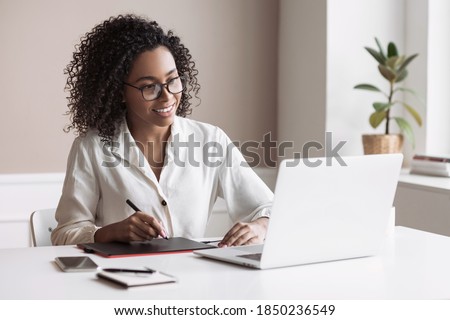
[217,129,273,223]
[51,135,101,245]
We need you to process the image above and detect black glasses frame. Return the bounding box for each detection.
[123,76,185,101]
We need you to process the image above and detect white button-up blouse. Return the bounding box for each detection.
[51,116,273,245]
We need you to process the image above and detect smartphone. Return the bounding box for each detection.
[55,256,99,272]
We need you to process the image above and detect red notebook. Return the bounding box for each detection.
[77,237,214,258]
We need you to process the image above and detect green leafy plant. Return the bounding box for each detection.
[354,38,422,147]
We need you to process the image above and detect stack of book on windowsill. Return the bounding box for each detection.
[410,154,450,177]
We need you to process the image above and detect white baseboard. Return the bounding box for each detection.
[0,167,278,248]
[0,173,64,218]
[0,173,65,248]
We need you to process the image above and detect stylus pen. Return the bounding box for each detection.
[201,240,221,244]
[102,268,155,274]
[126,199,169,240]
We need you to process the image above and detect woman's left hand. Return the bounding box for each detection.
[219,217,269,247]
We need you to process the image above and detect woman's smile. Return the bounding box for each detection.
[152,103,176,116]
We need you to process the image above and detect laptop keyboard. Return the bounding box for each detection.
[237,253,262,261]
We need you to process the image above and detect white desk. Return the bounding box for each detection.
[1,227,449,299]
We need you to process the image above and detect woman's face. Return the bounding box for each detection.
[123,46,181,130]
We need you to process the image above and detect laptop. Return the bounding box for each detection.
[194,154,403,269]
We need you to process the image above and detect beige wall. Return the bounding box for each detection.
[0,0,278,174]
[277,0,327,158]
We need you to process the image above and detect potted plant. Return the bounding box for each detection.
[354,38,422,154]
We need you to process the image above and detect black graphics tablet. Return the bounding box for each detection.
[77,237,214,258]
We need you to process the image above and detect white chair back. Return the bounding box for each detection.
[30,208,57,247]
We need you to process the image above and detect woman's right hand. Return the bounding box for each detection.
[94,212,167,242]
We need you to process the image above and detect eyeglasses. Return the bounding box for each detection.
[123,76,185,101]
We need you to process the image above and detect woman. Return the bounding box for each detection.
[51,14,273,247]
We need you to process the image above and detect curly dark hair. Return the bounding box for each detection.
[64,14,200,141]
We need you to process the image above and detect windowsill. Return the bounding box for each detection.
[399,169,450,194]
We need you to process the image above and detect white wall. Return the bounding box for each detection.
[404,0,429,161]
[0,173,64,248]
[328,0,450,161]
[327,0,406,156]
[278,0,407,158]
[403,0,450,159]
[279,0,450,164]
[425,0,450,154]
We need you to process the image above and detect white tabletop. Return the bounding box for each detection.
[1,227,450,299]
